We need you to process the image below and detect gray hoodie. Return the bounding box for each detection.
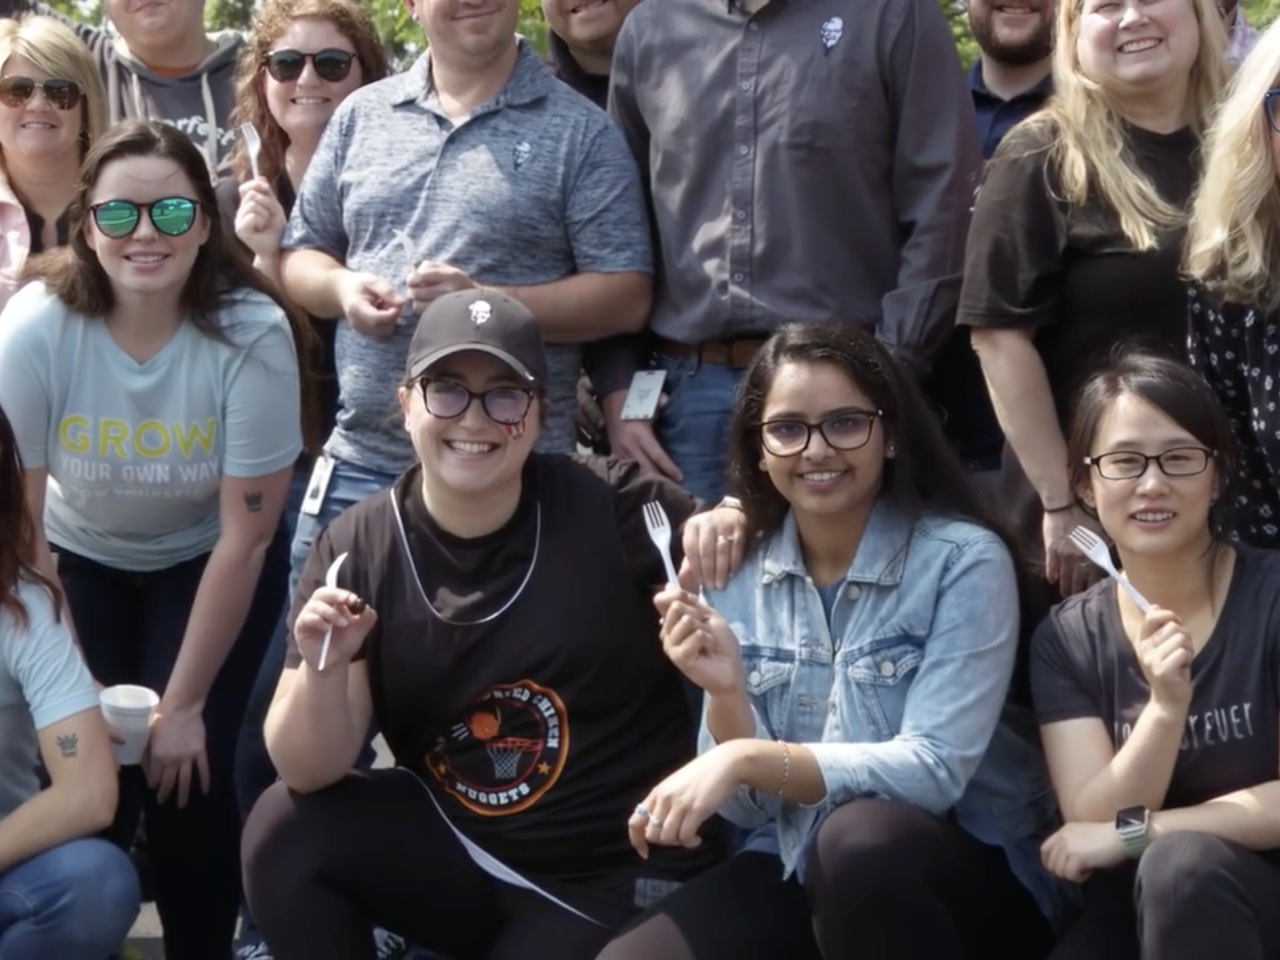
[1,0,243,174]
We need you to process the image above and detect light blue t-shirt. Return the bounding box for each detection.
[0,282,302,572]
[284,40,652,469]
[0,578,99,818]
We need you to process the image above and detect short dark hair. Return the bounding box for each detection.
[24,120,320,451]
[1066,349,1238,538]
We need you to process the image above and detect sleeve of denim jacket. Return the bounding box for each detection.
[806,534,1019,815]
[696,697,775,830]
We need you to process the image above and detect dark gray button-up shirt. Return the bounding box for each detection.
[591,0,981,393]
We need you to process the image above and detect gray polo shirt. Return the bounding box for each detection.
[284,40,651,472]
[591,0,981,394]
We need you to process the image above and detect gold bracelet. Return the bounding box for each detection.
[778,741,791,799]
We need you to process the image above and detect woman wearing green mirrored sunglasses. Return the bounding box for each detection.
[0,119,321,960]
[88,197,200,239]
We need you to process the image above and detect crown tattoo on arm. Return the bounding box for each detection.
[56,733,79,757]
[243,491,264,513]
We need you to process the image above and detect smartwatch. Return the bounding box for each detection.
[1115,805,1151,858]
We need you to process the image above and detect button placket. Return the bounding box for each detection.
[727,18,761,312]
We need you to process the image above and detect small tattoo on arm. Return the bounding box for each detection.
[56,733,78,757]
[243,491,264,513]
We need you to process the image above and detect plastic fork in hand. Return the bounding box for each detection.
[1068,526,1151,612]
[642,501,681,586]
[317,551,349,671]
[239,122,261,181]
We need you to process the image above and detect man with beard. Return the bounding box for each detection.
[967,0,1054,161]
[921,0,1056,491]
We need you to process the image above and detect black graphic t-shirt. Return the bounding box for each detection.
[288,453,720,893]
[1030,547,1280,810]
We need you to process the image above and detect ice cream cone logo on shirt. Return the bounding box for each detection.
[513,141,532,170]
[469,300,492,326]
[820,17,843,53]
[428,679,569,816]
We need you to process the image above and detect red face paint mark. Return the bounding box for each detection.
[502,416,527,441]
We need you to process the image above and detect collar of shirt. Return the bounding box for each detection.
[390,38,556,112]
[967,59,1053,105]
[759,499,914,586]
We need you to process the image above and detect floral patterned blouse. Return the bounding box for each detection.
[1188,284,1280,548]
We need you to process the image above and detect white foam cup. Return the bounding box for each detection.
[99,684,160,765]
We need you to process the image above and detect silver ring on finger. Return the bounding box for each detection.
[717,534,735,545]
[648,813,664,828]
[634,803,651,820]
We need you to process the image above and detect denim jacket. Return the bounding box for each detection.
[701,502,1071,921]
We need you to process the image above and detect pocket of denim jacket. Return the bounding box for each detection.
[847,642,923,686]
[742,658,794,696]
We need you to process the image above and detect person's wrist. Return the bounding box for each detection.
[158,694,204,719]
[1145,691,1191,718]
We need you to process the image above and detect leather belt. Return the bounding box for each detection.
[659,337,768,369]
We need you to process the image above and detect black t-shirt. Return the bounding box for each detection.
[288,453,722,906]
[1030,547,1280,810]
[958,120,1199,418]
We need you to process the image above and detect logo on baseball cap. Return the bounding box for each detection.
[405,290,547,387]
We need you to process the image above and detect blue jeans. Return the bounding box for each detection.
[0,838,140,959]
[289,457,401,588]
[654,354,745,504]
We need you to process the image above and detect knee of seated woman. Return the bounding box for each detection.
[1136,832,1237,899]
[19,838,141,943]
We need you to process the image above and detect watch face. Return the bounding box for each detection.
[1117,806,1147,829]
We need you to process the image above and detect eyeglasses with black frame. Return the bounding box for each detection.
[417,378,533,426]
[0,76,82,111]
[1084,447,1216,481]
[89,197,200,239]
[759,409,884,457]
[1265,89,1280,133]
[263,48,357,83]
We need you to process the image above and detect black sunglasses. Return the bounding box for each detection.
[0,76,82,111]
[89,198,200,239]
[263,48,356,83]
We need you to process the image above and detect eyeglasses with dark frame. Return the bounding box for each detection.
[1264,89,1280,133]
[263,48,357,83]
[1084,447,1216,481]
[417,378,533,426]
[89,197,200,239]
[0,76,82,111]
[758,409,884,458]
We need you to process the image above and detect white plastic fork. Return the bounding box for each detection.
[642,501,680,586]
[317,551,349,671]
[239,122,262,181]
[1068,526,1151,612]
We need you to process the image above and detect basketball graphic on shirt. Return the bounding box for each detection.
[427,679,569,816]
[465,708,501,742]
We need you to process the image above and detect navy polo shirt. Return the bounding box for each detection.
[969,61,1052,160]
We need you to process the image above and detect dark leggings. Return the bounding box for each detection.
[600,798,1052,960]
[57,527,287,960]
[243,769,639,960]
[1052,833,1280,960]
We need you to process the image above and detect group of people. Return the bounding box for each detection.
[0,0,1279,958]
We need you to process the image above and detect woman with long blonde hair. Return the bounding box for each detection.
[0,16,105,313]
[1184,19,1280,549]
[958,0,1228,612]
